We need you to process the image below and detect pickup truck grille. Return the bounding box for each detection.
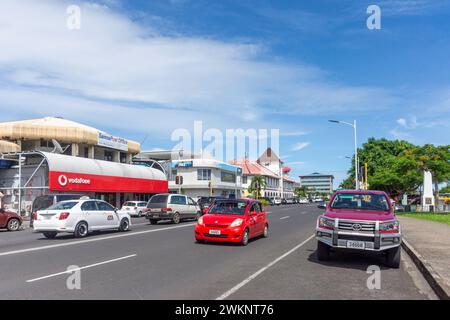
[338,221,375,232]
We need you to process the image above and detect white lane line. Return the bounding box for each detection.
[280,216,290,220]
[26,254,137,283]
[0,223,195,257]
[216,234,315,300]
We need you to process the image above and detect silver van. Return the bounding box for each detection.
[145,194,200,224]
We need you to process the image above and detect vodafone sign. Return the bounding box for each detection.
[57,174,91,187]
[49,171,168,194]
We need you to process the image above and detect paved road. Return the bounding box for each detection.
[0,204,432,299]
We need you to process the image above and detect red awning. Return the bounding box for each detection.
[39,152,168,194]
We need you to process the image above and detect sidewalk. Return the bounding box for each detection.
[398,216,450,299]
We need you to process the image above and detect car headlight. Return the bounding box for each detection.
[230,218,243,227]
[318,216,334,229]
[379,220,399,233]
[198,216,204,226]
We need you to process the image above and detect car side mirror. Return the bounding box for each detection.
[202,208,209,214]
[114,208,118,213]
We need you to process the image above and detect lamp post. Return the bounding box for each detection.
[329,120,359,190]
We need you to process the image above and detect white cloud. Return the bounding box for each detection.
[0,0,398,125]
[291,142,310,151]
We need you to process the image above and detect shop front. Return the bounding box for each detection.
[0,151,168,215]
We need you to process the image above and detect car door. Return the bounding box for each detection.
[80,200,101,230]
[0,210,7,228]
[247,203,259,237]
[187,197,198,218]
[97,201,117,228]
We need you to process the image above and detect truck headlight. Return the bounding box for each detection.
[318,216,334,230]
[379,220,400,233]
[230,218,243,227]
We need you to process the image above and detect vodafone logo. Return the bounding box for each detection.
[57,174,91,187]
[58,175,68,186]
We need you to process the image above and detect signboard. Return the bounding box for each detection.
[98,132,128,152]
[49,171,168,193]
[173,161,193,168]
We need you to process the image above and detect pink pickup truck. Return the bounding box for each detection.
[316,190,401,268]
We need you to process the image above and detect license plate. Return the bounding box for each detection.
[209,230,221,235]
[346,240,365,249]
[153,214,159,218]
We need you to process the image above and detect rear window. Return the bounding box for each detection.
[148,195,168,206]
[124,202,136,207]
[330,193,390,211]
[209,201,247,215]
[47,201,78,210]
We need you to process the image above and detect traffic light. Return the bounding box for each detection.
[175,175,183,185]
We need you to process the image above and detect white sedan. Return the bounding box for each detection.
[33,199,131,239]
[120,201,147,217]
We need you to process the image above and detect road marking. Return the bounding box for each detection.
[280,216,290,220]
[301,211,307,214]
[0,223,196,257]
[26,254,137,283]
[216,234,315,300]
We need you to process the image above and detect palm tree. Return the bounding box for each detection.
[248,175,267,200]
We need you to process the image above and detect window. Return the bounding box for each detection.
[330,193,389,211]
[242,176,248,184]
[221,171,236,183]
[137,202,147,207]
[197,169,211,181]
[104,151,113,161]
[47,201,78,210]
[170,195,187,205]
[209,201,247,215]
[81,201,98,211]
[124,202,136,207]
[97,201,115,211]
[188,198,197,205]
[148,194,169,206]
[251,203,261,213]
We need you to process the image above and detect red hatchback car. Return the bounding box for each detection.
[195,199,268,246]
[0,208,22,231]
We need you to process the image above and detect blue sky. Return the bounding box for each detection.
[0,0,449,187]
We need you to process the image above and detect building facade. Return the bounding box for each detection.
[299,172,334,194]
[0,117,168,214]
[230,148,297,199]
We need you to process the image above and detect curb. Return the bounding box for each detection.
[401,238,450,300]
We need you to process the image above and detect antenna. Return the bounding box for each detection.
[51,139,64,154]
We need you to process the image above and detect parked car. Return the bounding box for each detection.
[145,194,200,224]
[317,201,327,209]
[120,201,147,217]
[0,208,22,231]
[273,197,282,205]
[312,198,324,203]
[281,198,287,205]
[286,198,295,204]
[195,199,268,245]
[33,199,131,239]
[298,198,309,204]
[315,190,402,268]
[394,205,405,212]
[31,193,85,227]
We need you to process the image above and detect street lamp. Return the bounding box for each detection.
[329,120,359,190]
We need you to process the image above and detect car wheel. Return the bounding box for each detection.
[149,219,158,225]
[241,228,249,246]
[316,241,330,261]
[262,224,269,238]
[138,211,142,218]
[172,213,181,224]
[74,221,88,238]
[386,246,401,268]
[119,218,130,232]
[43,231,57,239]
[7,218,20,231]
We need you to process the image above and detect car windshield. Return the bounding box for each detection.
[208,201,247,215]
[47,201,78,210]
[330,193,390,211]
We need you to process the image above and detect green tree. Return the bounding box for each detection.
[294,186,309,198]
[340,138,422,196]
[247,175,267,199]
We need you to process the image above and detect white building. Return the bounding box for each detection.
[135,150,243,201]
